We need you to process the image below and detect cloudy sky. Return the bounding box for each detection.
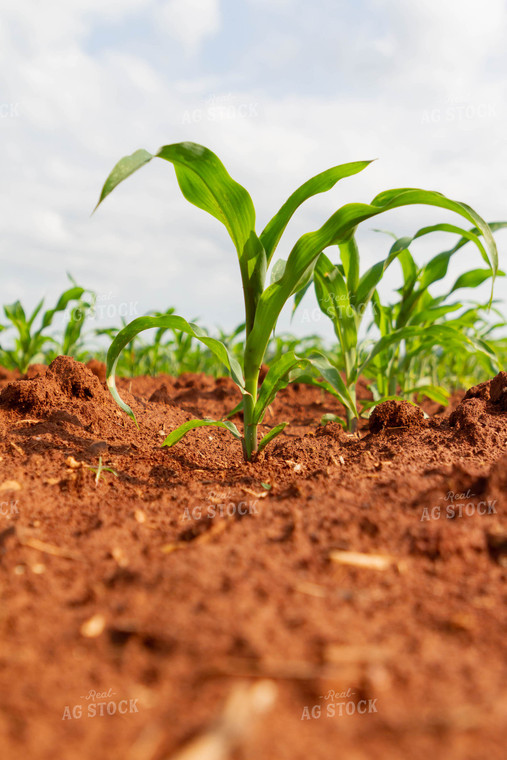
[1,0,506,343]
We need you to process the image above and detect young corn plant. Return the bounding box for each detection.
[0,279,93,373]
[411,302,507,394]
[293,223,500,429]
[87,457,118,488]
[365,224,507,404]
[95,141,498,460]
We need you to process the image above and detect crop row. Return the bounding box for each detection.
[2,142,505,460]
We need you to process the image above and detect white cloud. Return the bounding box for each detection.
[157,0,221,57]
[1,0,506,344]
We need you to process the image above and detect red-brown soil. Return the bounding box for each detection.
[0,357,506,760]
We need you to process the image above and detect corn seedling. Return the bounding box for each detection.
[95,141,497,459]
[87,457,118,487]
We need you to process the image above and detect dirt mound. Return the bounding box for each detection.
[1,363,507,760]
[148,383,176,405]
[0,355,109,416]
[85,359,107,383]
[490,371,507,409]
[449,372,507,444]
[368,399,427,433]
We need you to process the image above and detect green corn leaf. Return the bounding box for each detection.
[291,277,313,318]
[253,351,310,423]
[162,418,242,448]
[358,324,481,376]
[40,286,86,330]
[4,301,28,332]
[368,198,497,283]
[397,247,419,292]
[158,144,257,257]
[270,259,286,284]
[320,413,347,429]
[260,161,372,264]
[356,236,418,307]
[428,221,507,259]
[409,385,450,405]
[408,302,462,324]
[94,149,154,210]
[314,253,357,354]
[374,229,418,292]
[95,141,264,332]
[106,315,246,422]
[419,249,457,289]
[306,352,358,414]
[385,223,493,328]
[247,189,497,372]
[28,299,45,329]
[257,422,288,454]
[338,236,360,296]
[450,268,501,293]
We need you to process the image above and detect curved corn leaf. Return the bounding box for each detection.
[320,413,347,429]
[359,324,496,378]
[253,351,310,423]
[162,418,242,448]
[106,315,246,422]
[408,302,462,324]
[357,221,481,309]
[355,237,411,308]
[95,143,257,253]
[248,189,497,371]
[291,277,313,318]
[95,141,264,332]
[41,286,86,330]
[260,161,372,264]
[257,422,288,454]
[409,385,451,405]
[306,352,358,414]
[450,268,502,293]
[368,195,497,281]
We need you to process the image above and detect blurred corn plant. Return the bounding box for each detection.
[294,224,503,430]
[363,224,507,407]
[95,141,498,459]
[0,277,95,372]
[418,302,507,394]
[95,311,246,377]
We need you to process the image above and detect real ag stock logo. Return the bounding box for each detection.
[62,688,140,720]
[420,489,497,522]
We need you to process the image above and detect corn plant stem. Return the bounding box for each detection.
[243,333,260,459]
[343,348,358,432]
[241,277,262,460]
[242,378,258,460]
[387,351,399,396]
